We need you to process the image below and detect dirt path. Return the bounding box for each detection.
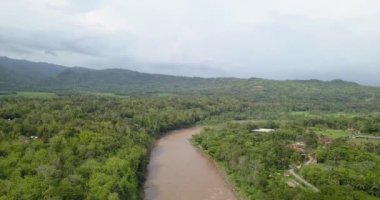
[288,169,319,192]
[144,127,238,200]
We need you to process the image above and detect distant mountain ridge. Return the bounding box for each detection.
[0,56,243,93]
[0,56,67,90]
[1,56,379,105]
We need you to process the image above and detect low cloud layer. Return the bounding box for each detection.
[1,0,380,85]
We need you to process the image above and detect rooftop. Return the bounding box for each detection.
[252,128,275,133]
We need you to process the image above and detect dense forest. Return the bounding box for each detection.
[1,57,380,200]
[0,95,247,200]
[1,93,379,199]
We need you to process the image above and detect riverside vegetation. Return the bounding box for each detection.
[193,117,380,200]
[0,57,380,200]
[1,94,379,200]
[0,95,245,199]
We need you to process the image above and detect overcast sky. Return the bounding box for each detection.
[1,0,380,85]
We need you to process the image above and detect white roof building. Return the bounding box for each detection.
[252,128,275,133]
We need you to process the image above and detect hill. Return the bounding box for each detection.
[37,67,241,94]
[0,57,67,90]
[1,56,380,108]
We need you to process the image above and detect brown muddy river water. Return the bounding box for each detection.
[144,127,238,200]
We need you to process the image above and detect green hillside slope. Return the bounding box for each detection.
[1,57,380,109]
[0,57,66,90]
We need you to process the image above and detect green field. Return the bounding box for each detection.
[81,92,120,97]
[313,128,352,138]
[16,91,57,97]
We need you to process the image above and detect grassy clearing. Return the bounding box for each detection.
[313,128,351,138]
[82,92,120,97]
[16,91,57,97]
[154,93,177,97]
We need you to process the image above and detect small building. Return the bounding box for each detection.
[252,128,275,133]
[290,142,306,153]
[291,142,305,148]
[318,136,332,145]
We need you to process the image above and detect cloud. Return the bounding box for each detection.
[44,50,57,56]
[0,0,380,85]
[38,0,70,9]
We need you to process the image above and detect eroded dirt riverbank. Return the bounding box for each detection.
[144,127,237,200]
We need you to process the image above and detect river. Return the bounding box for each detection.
[144,127,238,200]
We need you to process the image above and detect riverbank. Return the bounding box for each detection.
[192,141,246,200]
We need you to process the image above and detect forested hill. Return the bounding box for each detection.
[1,56,380,104]
[37,67,241,94]
[0,56,67,90]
